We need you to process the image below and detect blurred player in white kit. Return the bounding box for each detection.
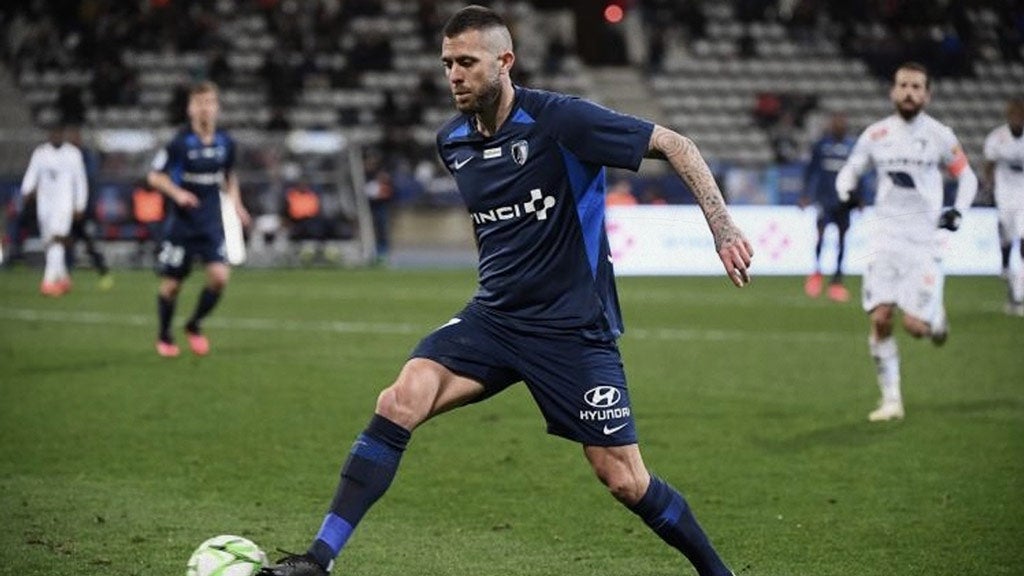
[20,124,88,297]
[836,61,977,422]
[982,97,1024,316]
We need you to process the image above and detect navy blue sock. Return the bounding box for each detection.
[157,295,176,342]
[186,288,221,333]
[628,475,731,576]
[308,415,411,570]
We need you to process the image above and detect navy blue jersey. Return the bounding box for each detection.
[804,134,855,208]
[437,87,654,337]
[152,128,236,234]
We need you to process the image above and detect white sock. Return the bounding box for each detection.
[1011,271,1024,304]
[44,244,66,283]
[869,335,901,404]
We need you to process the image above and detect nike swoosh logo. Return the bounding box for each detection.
[431,317,462,333]
[452,156,473,170]
[603,422,629,435]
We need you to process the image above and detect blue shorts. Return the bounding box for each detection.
[411,303,637,446]
[818,202,852,230]
[156,228,227,279]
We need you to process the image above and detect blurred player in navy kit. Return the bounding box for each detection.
[147,81,250,357]
[801,111,857,302]
[259,6,751,576]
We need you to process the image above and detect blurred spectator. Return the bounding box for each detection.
[57,85,86,127]
[606,180,638,206]
[645,25,667,73]
[545,35,570,75]
[769,111,801,164]
[283,178,331,263]
[131,181,166,266]
[91,55,139,109]
[737,29,757,59]
[349,31,393,72]
[639,185,668,205]
[363,150,394,264]
[206,47,233,87]
[262,52,299,107]
[64,127,112,288]
[267,107,292,132]
[754,92,783,127]
[167,85,189,126]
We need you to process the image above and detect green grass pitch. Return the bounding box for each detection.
[1,267,1022,576]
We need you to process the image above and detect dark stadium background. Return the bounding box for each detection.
[1,0,1020,267]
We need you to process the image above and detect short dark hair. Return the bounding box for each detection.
[895,61,930,89]
[442,5,506,38]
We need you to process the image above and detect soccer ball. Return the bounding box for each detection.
[186,535,268,576]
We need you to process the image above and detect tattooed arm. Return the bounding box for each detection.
[645,124,754,286]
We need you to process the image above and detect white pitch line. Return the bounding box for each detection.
[0,307,859,343]
[0,307,421,336]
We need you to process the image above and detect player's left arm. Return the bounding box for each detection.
[224,170,251,228]
[946,140,978,214]
[981,132,998,195]
[645,124,753,287]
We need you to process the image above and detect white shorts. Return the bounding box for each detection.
[997,205,1024,244]
[862,250,945,322]
[36,201,74,241]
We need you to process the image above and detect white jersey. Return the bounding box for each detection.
[838,113,971,252]
[20,141,88,217]
[983,124,1024,210]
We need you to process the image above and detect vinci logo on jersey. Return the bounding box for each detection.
[580,385,631,422]
[470,189,556,225]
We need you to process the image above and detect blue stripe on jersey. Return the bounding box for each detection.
[510,108,535,124]
[169,150,184,185]
[559,144,605,277]
[446,121,471,140]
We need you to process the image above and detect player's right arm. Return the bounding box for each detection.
[20,147,41,199]
[147,143,199,209]
[647,124,753,287]
[835,131,872,202]
[982,129,999,195]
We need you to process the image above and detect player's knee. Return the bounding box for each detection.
[902,316,928,338]
[590,460,647,505]
[598,469,646,505]
[208,269,229,291]
[159,281,181,299]
[870,307,894,336]
[375,361,440,429]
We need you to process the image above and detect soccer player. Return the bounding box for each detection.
[801,111,857,302]
[982,98,1024,316]
[835,62,977,422]
[20,123,88,297]
[65,126,113,290]
[258,6,752,576]
[147,81,250,357]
